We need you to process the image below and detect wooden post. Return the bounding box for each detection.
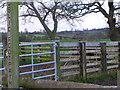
[50,43,54,80]
[37,45,42,62]
[0,41,7,86]
[51,40,60,81]
[117,42,120,86]
[21,46,26,61]
[100,42,107,73]
[79,41,87,79]
[7,2,19,88]
[2,41,7,83]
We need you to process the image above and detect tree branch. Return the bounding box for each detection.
[96,2,109,18]
[20,14,37,17]
[30,2,52,35]
[114,7,120,10]
[52,2,58,34]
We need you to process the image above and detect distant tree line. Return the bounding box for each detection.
[1,28,109,42]
[1,32,49,42]
[57,28,109,41]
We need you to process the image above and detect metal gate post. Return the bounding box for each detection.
[52,40,60,81]
[31,45,34,78]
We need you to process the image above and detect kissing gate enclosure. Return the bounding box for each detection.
[0,41,120,85]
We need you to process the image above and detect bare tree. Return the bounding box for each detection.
[66,0,120,41]
[20,1,83,40]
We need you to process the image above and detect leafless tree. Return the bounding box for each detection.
[20,1,84,40]
[65,0,120,41]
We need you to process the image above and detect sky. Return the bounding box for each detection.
[0,0,116,32]
[18,13,108,32]
[0,13,108,32]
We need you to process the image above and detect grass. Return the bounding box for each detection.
[67,72,117,85]
[99,39,111,41]
[60,39,78,42]
[34,34,45,37]
[32,39,78,42]
[32,38,112,42]
[0,60,2,66]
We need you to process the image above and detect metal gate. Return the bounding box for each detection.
[0,43,3,71]
[0,42,58,82]
[0,43,3,88]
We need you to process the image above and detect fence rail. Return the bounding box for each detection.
[60,41,120,79]
[0,41,120,81]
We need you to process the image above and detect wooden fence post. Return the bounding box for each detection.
[21,46,25,61]
[37,45,42,62]
[100,42,107,73]
[79,41,87,79]
[7,2,19,88]
[51,40,60,81]
[117,42,120,86]
[2,41,7,83]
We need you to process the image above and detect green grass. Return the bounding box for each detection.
[99,39,111,41]
[33,39,78,42]
[60,39,78,42]
[67,72,117,85]
[0,60,2,65]
[34,34,45,37]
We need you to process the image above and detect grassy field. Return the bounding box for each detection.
[34,34,45,37]
[32,39,111,42]
[32,39,79,42]
[99,39,111,41]
[23,29,110,42]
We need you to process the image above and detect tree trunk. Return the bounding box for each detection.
[109,28,120,41]
[108,1,120,41]
[46,31,56,40]
[108,17,120,41]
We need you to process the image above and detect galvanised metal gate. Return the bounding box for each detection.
[0,43,3,88]
[0,42,58,81]
[0,43,4,71]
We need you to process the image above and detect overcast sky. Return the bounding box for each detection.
[18,0,109,32]
[0,11,109,32]
[0,0,118,32]
[18,12,108,32]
